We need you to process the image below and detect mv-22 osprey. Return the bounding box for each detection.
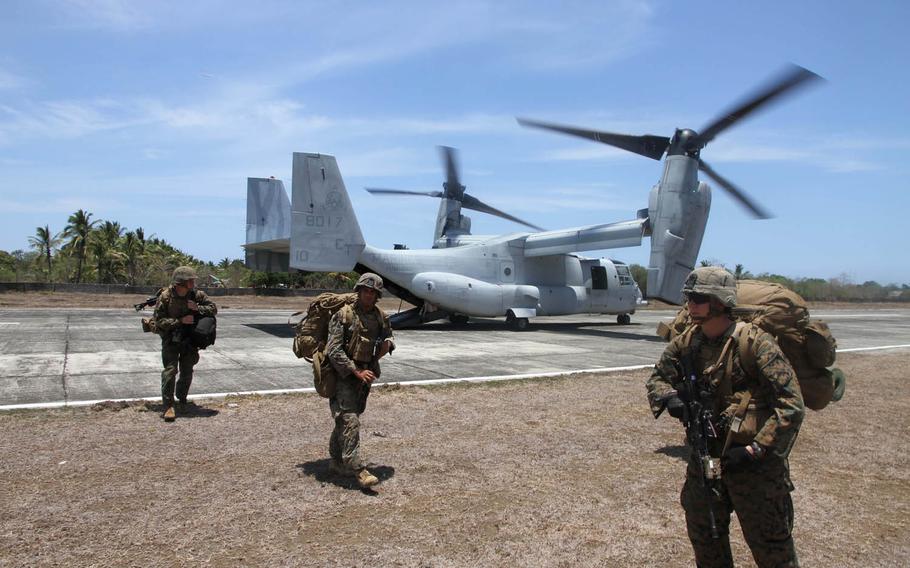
[244,65,820,330]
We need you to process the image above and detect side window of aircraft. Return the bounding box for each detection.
[616,265,634,286]
[591,266,608,290]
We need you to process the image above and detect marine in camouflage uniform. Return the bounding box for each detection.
[646,267,805,568]
[325,273,394,488]
[153,266,217,421]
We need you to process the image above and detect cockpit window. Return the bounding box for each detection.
[616,265,634,286]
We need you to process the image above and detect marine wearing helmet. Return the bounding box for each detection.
[354,272,384,298]
[172,266,198,285]
[681,266,737,310]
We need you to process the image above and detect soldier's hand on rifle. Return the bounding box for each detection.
[355,369,376,384]
[723,443,765,472]
[665,395,686,420]
[180,314,195,324]
[187,300,198,311]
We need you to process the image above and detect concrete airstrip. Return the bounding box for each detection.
[2,305,909,409]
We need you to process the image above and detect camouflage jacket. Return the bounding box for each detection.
[325,302,394,377]
[646,321,804,458]
[152,286,218,336]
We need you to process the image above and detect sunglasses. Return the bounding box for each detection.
[685,292,712,305]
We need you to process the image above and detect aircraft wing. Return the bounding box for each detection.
[521,218,645,257]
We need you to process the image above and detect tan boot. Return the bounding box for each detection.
[163,406,176,422]
[355,468,379,488]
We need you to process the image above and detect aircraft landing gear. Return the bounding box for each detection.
[449,314,469,325]
[617,313,631,325]
[506,310,531,331]
[511,317,530,331]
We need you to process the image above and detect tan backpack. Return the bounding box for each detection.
[657,279,844,410]
[290,292,357,397]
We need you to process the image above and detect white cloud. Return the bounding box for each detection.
[707,138,885,173]
[494,0,657,70]
[0,99,151,143]
[58,0,151,31]
[0,68,28,91]
[537,145,633,162]
[0,195,126,214]
[487,185,635,214]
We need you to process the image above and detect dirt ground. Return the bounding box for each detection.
[0,346,907,567]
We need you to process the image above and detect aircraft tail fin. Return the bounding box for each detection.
[290,153,365,271]
[245,177,291,272]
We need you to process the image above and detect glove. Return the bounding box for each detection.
[665,396,685,420]
[723,444,762,472]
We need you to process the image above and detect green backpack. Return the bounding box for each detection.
[657,279,845,411]
[290,292,357,397]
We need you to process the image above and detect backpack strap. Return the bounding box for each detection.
[722,389,753,455]
[720,322,757,453]
[735,321,760,377]
[679,325,697,350]
[340,304,355,327]
[340,304,358,352]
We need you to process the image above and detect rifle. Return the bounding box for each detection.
[678,346,723,540]
[134,288,164,311]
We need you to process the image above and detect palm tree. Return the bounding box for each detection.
[90,220,125,283]
[122,230,145,286]
[28,225,61,282]
[63,209,98,283]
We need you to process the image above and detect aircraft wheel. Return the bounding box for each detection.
[449,314,469,325]
[617,314,631,325]
[512,317,530,331]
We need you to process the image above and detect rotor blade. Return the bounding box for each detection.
[461,193,545,231]
[698,160,772,219]
[439,146,464,200]
[365,188,444,198]
[517,117,670,161]
[698,64,823,145]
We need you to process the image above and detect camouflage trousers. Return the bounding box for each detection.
[681,453,798,568]
[329,371,372,471]
[160,338,199,407]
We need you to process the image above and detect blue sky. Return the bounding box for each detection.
[1,0,908,284]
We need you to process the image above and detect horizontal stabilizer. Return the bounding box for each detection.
[290,153,365,271]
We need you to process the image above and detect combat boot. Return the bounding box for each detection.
[355,468,379,488]
[162,406,176,422]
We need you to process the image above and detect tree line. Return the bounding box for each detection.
[628,262,910,303]
[0,209,355,290]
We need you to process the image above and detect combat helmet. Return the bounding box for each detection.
[172,266,198,284]
[354,272,384,298]
[681,266,737,307]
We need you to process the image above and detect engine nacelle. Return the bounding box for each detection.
[646,156,711,304]
[411,272,539,317]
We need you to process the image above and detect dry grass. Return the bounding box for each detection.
[0,350,907,567]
